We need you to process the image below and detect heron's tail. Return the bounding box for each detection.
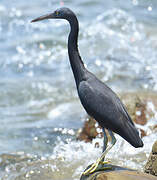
[119,121,143,148]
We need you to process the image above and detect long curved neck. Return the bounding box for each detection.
[68,16,86,87]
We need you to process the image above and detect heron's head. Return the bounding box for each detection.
[31,7,75,23]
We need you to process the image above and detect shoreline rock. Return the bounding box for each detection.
[145,140,157,176]
[81,164,157,180]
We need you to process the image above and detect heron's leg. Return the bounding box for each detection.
[97,130,116,165]
[108,130,116,147]
[83,130,116,175]
[102,128,108,153]
[101,128,108,163]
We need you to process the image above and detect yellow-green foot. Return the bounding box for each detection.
[83,159,111,175]
[101,160,111,165]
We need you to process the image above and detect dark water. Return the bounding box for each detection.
[0,0,157,179]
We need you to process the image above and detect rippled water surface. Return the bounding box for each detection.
[1,0,157,179]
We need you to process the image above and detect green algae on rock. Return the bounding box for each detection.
[145,140,157,176]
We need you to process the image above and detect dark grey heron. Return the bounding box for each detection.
[31,7,143,175]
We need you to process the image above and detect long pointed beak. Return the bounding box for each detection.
[31,13,55,23]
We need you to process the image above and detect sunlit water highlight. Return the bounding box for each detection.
[1,0,157,179]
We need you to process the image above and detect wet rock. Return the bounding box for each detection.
[81,164,157,180]
[134,97,147,125]
[120,93,147,126]
[153,125,157,130]
[77,117,102,142]
[139,129,147,138]
[0,153,34,169]
[152,141,157,154]
[145,140,157,176]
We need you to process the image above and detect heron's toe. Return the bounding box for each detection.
[83,158,111,175]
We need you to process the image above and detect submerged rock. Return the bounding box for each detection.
[0,153,79,180]
[81,164,157,180]
[145,140,157,176]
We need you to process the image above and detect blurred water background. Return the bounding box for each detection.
[0,0,157,179]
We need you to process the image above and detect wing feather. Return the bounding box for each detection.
[78,80,134,130]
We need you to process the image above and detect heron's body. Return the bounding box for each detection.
[31,7,143,175]
[78,73,141,148]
